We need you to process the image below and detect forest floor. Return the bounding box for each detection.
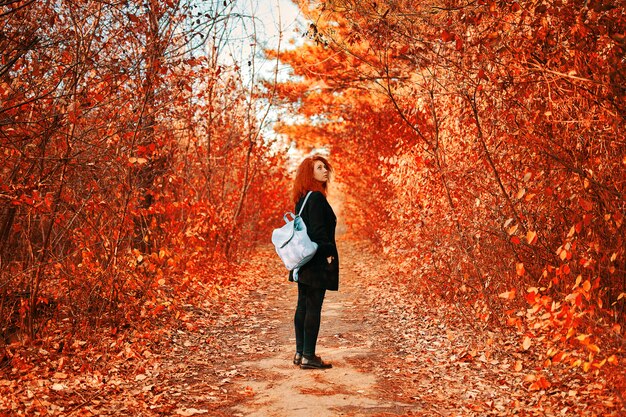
[1,239,624,416]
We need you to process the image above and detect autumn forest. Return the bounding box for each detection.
[1,0,625,415]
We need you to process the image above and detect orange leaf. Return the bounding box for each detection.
[522,336,531,351]
[516,263,525,276]
[586,344,600,353]
[499,289,516,300]
[455,38,463,51]
[579,198,593,211]
[506,316,520,326]
[441,30,453,42]
[526,230,537,244]
[567,225,576,237]
[129,157,148,165]
[537,376,551,389]
[573,275,582,289]
[575,221,583,233]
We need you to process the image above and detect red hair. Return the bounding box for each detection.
[292,155,333,205]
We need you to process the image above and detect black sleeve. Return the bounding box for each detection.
[305,192,333,253]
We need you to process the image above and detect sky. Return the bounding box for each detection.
[228,0,305,84]
[222,0,312,158]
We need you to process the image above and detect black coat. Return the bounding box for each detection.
[289,191,339,291]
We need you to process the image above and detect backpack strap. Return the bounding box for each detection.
[297,191,313,216]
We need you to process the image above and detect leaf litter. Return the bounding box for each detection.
[1,239,623,416]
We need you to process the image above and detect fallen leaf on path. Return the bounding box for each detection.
[522,336,531,351]
[498,289,516,300]
[175,408,209,416]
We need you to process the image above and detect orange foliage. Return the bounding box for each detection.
[269,0,625,382]
[0,1,290,343]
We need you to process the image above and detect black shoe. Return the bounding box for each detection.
[293,352,302,365]
[300,355,332,369]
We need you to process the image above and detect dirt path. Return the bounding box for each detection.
[216,240,485,416]
[228,242,414,417]
[214,240,624,417]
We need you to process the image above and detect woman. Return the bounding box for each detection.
[290,155,339,369]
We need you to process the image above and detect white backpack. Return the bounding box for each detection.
[271,192,318,271]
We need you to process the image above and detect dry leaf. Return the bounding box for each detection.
[498,289,516,300]
[522,336,531,351]
[586,344,600,353]
[579,198,593,211]
[176,408,209,416]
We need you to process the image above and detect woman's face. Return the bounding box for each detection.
[313,160,329,183]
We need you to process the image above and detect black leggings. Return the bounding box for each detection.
[294,282,326,357]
